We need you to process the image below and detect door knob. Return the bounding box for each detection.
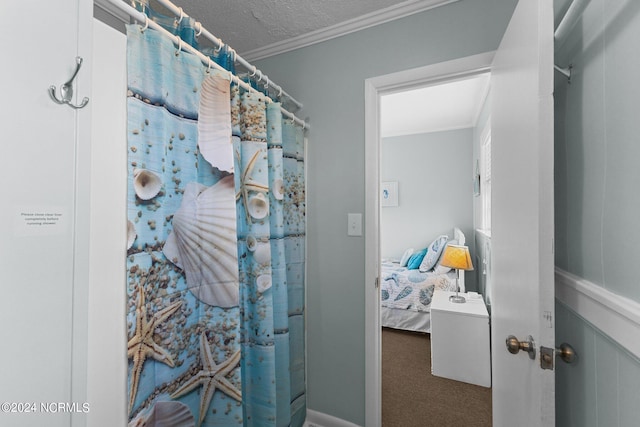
[556,343,578,364]
[505,335,536,360]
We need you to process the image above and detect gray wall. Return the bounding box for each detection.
[555,0,640,301]
[554,0,640,424]
[256,0,518,424]
[381,129,476,291]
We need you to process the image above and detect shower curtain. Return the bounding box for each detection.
[125,22,306,427]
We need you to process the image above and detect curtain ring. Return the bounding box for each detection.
[228,47,236,63]
[175,38,182,56]
[214,42,222,55]
[249,66,257,77]
[206,58,213,74]
[140,17,149,33]
[176,7,184,24]
[256,70,263,83]
[195,22,203,37]
[278,86,283,97]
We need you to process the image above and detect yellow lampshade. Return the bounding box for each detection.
[439,244,474,271]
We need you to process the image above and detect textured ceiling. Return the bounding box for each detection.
[151,0,426,54]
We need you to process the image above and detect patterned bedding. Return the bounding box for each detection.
[381,261,457,313]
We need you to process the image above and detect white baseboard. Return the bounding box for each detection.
[304,409,363,427]
[555,268,640,359]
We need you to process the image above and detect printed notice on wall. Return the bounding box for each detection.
[14,206,69,237]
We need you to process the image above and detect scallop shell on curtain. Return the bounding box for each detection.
[162,175,239,307]
[128,401,195,427]
[197,70,233,173]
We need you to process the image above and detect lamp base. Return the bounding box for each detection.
[449,294,466,304]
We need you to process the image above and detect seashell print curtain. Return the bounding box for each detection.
[125,21,306,427]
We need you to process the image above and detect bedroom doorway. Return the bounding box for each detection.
[364,52,494,427]
[378,72,492,426]
[368,2,556,423]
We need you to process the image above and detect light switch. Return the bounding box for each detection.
[347,213,362,236]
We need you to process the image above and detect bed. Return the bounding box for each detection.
[380,227,466,333]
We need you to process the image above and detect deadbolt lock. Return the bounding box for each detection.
[540,343,579,370]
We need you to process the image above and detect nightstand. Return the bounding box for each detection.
[430,290,491,387]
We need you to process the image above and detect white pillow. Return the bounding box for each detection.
[419,235,449,272]
[399,248,414,267]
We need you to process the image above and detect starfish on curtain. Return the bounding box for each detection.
[127,285,182,413]
[236,149,269,222]
[170,331,242,426]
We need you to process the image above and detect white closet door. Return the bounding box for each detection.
[0,0,92,425]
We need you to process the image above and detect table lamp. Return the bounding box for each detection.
[439,244,474,303]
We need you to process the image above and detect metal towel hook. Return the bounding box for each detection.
[49,56,89,109]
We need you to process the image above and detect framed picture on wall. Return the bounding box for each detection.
[381,181,398,207]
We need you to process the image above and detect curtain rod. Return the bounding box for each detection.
[106,0,308,129]
[154,0,303,111]
[554,0,591,83]
[555,0,591,45]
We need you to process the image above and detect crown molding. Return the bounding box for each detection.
[242,0,460,62]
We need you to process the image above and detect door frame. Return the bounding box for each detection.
[364,51,495,427]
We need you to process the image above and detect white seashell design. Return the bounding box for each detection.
[247,192,269,220]
[256,274,272,293]
[273,179,285,200]
[128,401,195,427]
[162,175,239,307]
[163,231,181,268]
[127,220,137,250]
[133,168,162,200]
[252,241,271,265]
[198,71,233,173]
[246,235,257,252]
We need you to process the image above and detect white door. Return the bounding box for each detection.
[490,0,555,425]
[0,1,92,425]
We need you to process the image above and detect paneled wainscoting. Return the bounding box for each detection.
[555,268,640,426]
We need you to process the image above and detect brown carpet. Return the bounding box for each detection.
[382,328,492,427]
